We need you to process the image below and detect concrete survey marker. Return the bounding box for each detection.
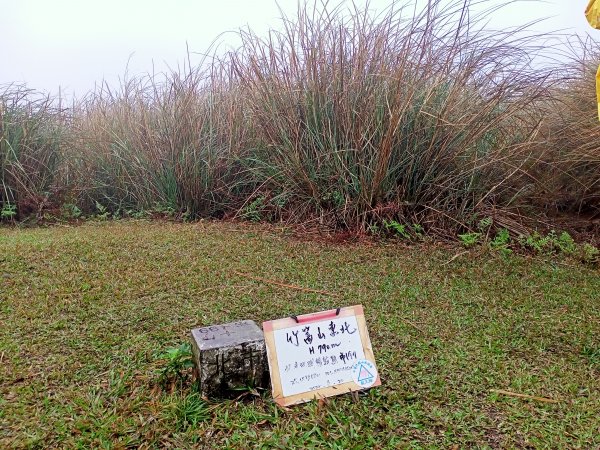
[190,320,269,397]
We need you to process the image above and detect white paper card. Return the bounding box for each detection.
[272,315,366,397]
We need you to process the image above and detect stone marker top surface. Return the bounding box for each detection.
[190,320,264,350]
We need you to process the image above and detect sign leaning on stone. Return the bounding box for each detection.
[263,305,381,406]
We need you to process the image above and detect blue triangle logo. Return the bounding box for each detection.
[357,363,374,382]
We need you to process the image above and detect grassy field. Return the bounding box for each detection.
[1,221,599,448]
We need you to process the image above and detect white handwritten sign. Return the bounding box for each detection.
[263,305,380,406]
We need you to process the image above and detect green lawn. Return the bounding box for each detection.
[1,221,599,448]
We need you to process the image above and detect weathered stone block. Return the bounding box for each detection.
[190,320,269,397]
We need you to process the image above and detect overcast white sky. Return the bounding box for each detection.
[0,0,597,99]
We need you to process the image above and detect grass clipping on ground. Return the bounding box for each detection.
[1,221,599,448]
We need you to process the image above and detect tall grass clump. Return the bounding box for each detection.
[221,0,554,231]
[536,41,600,217]
[0,85,69,221]
[4,0,596,239]
[70,69,244,218]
